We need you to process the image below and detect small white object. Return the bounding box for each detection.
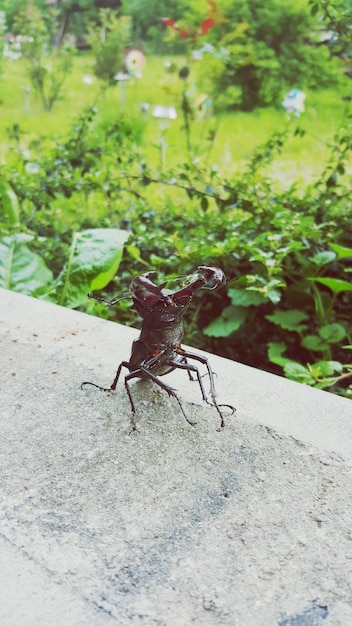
[114,72,130,82]
[282,88,306,117]
[152,105,177,120]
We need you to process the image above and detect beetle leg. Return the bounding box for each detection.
[178,355,196,382]
[168,359,209,402]
[131,366,197,427]
[176,348,235,429]
[81,362,140,433]
[81,361,131,392]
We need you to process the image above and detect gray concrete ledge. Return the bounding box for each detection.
[1,288,352,625]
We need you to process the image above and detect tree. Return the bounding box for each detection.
[193,0,346,110]
[0,0,121,42]
[120,0,188,51]
[308,0,352,78]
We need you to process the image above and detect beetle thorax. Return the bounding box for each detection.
[139,302,186,350]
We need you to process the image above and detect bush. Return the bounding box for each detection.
[88,10,131,84]
[0,105,351,398]
[12,2,74,111]
[120,0,188,52]
[0,106,143,305]
[194,0,345,110]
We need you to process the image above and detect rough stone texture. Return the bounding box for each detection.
[1,288,352,625]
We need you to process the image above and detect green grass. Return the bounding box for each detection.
[0,52,351,187]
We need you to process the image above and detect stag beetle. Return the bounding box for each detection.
[81,266,235,431]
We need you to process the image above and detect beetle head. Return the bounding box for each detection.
[196,266,226,290]
[130,267,227,319]
[130,271,169,316]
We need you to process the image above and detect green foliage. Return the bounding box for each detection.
[90,120,350,399]
[47,228,129,308]
[0,228,129,307]
[0,176,20,226]
[0,66,351,399]
[308,0,352,58]
[120,0,188,51]
[12,2,74,111]
[0,0,101,38]
[0,233,53,295]
[266,310,309,332]
[0,0,28,32]
[58,0,106,40]
[0,7,5,76]
[87,10,131,84]
[0,107,135,306]
[204,306,247,337]
[195,0,345,110]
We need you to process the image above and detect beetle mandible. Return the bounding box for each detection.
[81,266,235,431]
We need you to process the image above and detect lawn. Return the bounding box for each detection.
[1,52,351,187]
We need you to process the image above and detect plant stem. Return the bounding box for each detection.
[59,231,78,306]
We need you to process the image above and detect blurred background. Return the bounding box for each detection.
[0,0,351,397]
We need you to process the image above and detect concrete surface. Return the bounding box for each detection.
[0,287,352,626]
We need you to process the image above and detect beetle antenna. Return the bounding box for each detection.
[88,292,132,306]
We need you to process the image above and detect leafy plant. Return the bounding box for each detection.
[0,176,20,227]
[308,0,352,59]
[0,87,351,400]
[0,220,129,303]
[0,110,132,305]
[0,233,53,295]
[195,0,345,110]
[12,2,74,111]
[0,226,129,306]
[99,121,351,398]
[47,228,129,308]
[87,10,131,84]
[0,8,5,79]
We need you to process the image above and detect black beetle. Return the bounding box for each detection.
[82,266,235,431]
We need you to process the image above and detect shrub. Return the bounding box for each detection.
[0,106,143,305]
[11,2,74,111]
[87,10,131,84]
[0,9,5,77]
[194,0,344,110]
[94,121,352,398]
[0,105,351,398]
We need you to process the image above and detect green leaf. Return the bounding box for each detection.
[47,228,129,308]
[314,378,339,390]
[127,244,142,261]
[283,362,315,385]
[267,342,295,367]
[228,288,266,307]
[0,234,53,295]
[310,277,352,295]
[319,323,346,344]
[309,250,336,265]
[200,196,209,211]
[266,278,285,303]
[311,360,343,376]
[329,243,352,259]
[301,334,329,352]
[310,4,319,16]
[0,177,20,227]
[266,309,309,331]
[267,288,281,304]
[203,306,246,337]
